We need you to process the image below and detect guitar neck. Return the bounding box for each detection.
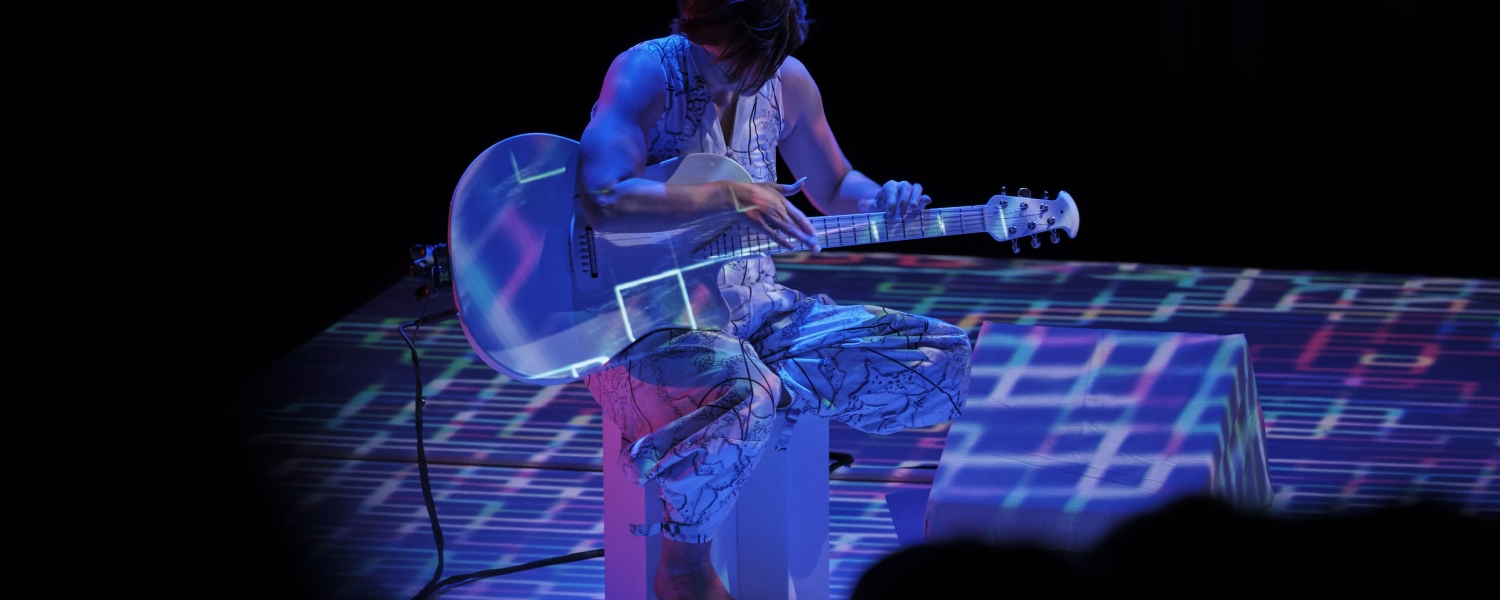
[693,199,1060,260]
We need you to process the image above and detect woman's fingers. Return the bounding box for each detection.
[786,200,821,252]
[776,177,808,197]
[754,220,799,250]
[907,183,924,220]
[883,180,914,222]
[879,180,899,215]
[735,183,819,251]
[860,181,934,219]
[755,212,816,251]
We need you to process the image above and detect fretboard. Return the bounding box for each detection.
[692,202,1055,260]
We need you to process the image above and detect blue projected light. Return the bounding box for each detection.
[234,253,1500,598]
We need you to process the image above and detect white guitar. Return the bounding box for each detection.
[447,133,1079,384]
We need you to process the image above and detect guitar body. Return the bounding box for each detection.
[450,133,1081,385]
[449,134,745,385]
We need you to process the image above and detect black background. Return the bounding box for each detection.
[93,1,1496,596]
[190,1,1495,391]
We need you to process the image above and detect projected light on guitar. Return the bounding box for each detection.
[448,134,1080,384]
[511,150,567,185]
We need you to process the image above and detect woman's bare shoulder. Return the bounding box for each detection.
[779,56,814,87]
[777,56,824,121]
[605,48,668,97]
[595,48,668,121]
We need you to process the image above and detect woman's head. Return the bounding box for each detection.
[673,0,811,94]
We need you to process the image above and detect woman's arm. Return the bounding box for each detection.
[776,57,931,220]
[579,50,819,249]
[579,49,719,231]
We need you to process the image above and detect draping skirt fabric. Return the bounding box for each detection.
[585,257,971,542]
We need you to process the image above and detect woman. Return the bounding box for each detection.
[579,1,971,597]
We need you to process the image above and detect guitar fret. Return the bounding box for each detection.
[693,200,1050,260]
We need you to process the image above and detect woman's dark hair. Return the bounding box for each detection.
[672,0,812,94]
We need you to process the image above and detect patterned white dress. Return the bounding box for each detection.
[585,35,972,542]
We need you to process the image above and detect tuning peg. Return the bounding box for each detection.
[1030,234,1041,248]
[1000,186,1007,197]
[1011,239,1020,253]
[1050,230,1060,244]
[1018,187,1032,198]
[1043,190,1050,200]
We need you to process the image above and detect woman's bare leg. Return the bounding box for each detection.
[655,538,733,600]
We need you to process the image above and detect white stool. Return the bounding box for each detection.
[603,413,830,599]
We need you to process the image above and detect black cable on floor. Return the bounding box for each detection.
[399,307,602,600]
[432,549,605,590]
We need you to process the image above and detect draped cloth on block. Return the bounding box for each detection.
[922,322,1272,551]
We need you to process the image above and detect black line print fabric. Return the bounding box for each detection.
[584,35,971,542]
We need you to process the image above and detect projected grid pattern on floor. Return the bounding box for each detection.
[234,253,1499,599]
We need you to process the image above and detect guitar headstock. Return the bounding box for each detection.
[983,189,1080,252]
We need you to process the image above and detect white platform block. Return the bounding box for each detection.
[922,322,1273,552]
[604,414,830,599]
[603,418,661,599]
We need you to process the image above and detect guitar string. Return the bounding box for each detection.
[709,218,1043,256]
[603,204,1062,259]
[697,205,1058,258]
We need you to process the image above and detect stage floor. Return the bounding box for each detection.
[231,252,1499,599]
